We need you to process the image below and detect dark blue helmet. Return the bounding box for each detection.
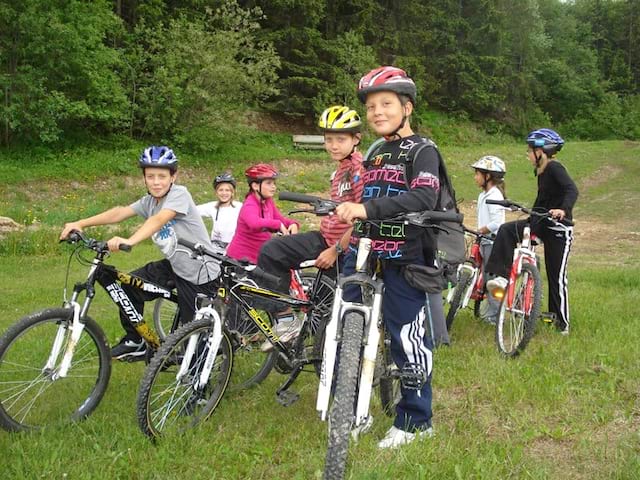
[139,146,178,171]
[526,128,564,155]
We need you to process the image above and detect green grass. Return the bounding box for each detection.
[0,140,639,478]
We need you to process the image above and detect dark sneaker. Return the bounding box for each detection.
[111,338,147,361]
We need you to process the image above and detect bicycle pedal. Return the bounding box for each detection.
[398,362,427,390]
[541,312,557,324]
[276,389,300,407]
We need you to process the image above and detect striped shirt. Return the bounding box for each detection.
[320,151,365,245]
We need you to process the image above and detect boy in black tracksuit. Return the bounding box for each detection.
[336,66,443,449]
[486,128,578,334]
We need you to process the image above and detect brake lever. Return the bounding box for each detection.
[287,208,315,215]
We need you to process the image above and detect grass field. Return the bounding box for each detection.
[0,140,639,479]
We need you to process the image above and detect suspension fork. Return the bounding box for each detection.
[50,262,100,379]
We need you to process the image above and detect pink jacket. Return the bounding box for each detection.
[226,194,298,264]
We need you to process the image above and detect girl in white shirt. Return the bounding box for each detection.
[197,172,242,250]
[471,156,506,324]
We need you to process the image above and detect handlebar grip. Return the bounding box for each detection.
[178,238,199,251]
[119,244,132,252]
[419,211,464,223]
[485,199,511,207]
[279,192,323,204]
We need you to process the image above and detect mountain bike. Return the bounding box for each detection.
[0,231,177,432]
[151,261,329,391]
[485,199,558,357]
[445,226,494,331]
[278,193,463,480]
[136,237,335,438]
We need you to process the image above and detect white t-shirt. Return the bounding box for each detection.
[197,200,242,244]
[477,186,505,236]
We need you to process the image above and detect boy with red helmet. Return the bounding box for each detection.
[336,66,447,448]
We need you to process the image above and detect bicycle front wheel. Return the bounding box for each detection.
[137,318,233,438]
[445,270,473,331]
[0,308,111,432]
[324,311,364,480]
[495,263,542,357]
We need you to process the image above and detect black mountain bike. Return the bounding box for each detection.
[0,231,178,432]
[136,238,335,438]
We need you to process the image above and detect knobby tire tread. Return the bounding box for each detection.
[324,311,364,480]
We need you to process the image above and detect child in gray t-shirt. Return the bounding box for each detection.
[60,146,219,361]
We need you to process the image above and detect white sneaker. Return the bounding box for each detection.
[377,425,434,449]
[486,276,508,299]
[350,415,374,442]
[260,316,302,352]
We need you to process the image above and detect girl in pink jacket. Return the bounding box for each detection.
[226,163,298,264]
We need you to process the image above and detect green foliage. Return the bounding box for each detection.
[0,0,128,145]
[122,1,280,150]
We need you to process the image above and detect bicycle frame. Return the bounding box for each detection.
[54,233,177,376]
[505,225,537,314]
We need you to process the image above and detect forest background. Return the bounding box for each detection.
[1,0,640,150]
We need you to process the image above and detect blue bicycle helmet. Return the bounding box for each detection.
[526,128,564,155]
[139,146,178,171]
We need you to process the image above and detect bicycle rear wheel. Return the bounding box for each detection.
[324,311,364,480]
[445,270,473,331]
[299,272,336,377]
[137,318,232,438]
[0,308,111,432]
[495,263,542,357]
[378,328,400,417]
[152,297,180,341]
[226,304,277,390]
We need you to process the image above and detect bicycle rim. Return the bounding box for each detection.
[152,297,180,341]
[0,308,111,432]
[226,306,276,391]
[137,318,232,438]
[496,263,541,357]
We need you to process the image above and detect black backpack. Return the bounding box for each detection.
[364,137,465,268]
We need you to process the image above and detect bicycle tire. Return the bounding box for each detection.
[445,270,473,331]
[324,311,364,480]
[473,297,483,319]
[495,263,542,357]
[0,308,111,432]
[226,304,277,391]
[152,297,180,341]
[378,329,400,417]
[299,272,335,377]
[137,317,233,438]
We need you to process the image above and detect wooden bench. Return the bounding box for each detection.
[292,134,325,149]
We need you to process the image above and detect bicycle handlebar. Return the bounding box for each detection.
[279,192,464,226]
[63,230,131,253]
[178,238,281,286]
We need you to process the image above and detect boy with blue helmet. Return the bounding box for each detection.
[486,129,578,334]
[60,146,219,360]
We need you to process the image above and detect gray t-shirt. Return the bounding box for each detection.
[130,185,220,285]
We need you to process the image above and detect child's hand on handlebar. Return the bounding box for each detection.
[60,222,83,241]
[336,202,367,224]
[549,208,566,221]
[107,236,129,252]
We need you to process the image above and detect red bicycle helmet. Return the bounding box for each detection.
[245,163,279,182]
[357,66,417,105]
